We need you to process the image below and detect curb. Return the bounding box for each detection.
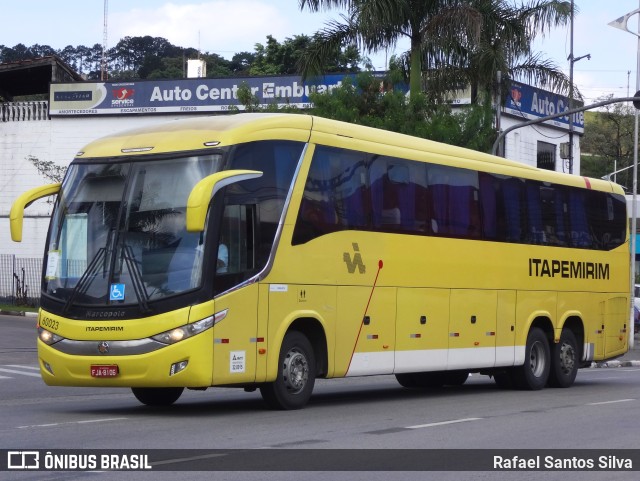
[592,360,640,368]
[0,309,38,318]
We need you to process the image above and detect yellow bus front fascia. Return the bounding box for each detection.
[37,304,215,388]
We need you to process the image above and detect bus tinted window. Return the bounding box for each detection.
[293,145,626,251]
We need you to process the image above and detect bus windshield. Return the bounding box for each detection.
[44,153,223,307]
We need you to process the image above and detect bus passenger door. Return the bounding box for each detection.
[448,289,497,370]
[395,288,450,373]
[336,286,396,376]
[211,283,259,384]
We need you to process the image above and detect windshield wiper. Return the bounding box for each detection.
[62,247,107,315]
[122,245,150,314]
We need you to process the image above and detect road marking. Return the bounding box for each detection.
[17,417,128,429]
[0,368,41,377]
[406,418,483,429]
[6,364,40,370]
[586,399,635,406]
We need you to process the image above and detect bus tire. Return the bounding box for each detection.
[442,370,469,386]
[493,369,515,389]
[547,329,579,388]
[131,387,184,406]
[260,331,316,410]
[395,373,419,388]
[395,372,445,389]
[513,327,550,390]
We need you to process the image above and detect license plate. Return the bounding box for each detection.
[90,365,119,378]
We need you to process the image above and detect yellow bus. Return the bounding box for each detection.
[10,113,631,410]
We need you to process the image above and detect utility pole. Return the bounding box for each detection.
[101,0,109,81]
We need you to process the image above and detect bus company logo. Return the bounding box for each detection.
[343,243,366,274]
[111,87,135,107]
[97,341,110,354]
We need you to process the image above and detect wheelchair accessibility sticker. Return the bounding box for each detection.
[110,284,125,301]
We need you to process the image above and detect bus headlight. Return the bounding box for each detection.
[151,316,214,345]
[38,327,64,345]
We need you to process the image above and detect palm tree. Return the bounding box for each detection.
[298,0,481,99]
[299,0,574,103]
[426,0,574,104]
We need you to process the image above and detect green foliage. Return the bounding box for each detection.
[1,33,359,82]
[308,72,495,151]
[299,0,573,102]
[580,96,635,191]
[235,82,300,113]
[234,71,495,152]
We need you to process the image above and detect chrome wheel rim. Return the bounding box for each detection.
[529,340,546,377]
[558,342,575,375]
[282,348,309,394]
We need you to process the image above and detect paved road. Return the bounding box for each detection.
[2,314,640,481]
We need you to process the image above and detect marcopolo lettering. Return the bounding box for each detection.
[528,258,609,280]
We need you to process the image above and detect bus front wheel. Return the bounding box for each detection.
[513,327,550,390]
[547,329,578,388]
[131,387,184,406]
[260,331,316,410]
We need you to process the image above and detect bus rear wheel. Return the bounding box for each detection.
[131,387,184,406]
[513,327,550,390]
[260,331,316,410]
[547,329,578,388]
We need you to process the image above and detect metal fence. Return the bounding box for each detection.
[0,254,42,307]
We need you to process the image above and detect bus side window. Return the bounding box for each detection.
[218,204,256,275]
[501,178,524,243]
[568,189,591,248]
[427,165,480,238]
[478,172,498,240]
[370,158,417,231]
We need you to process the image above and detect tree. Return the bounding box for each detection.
[299,0,573,103]
[234,70,496,152]
[580,96,635,191]
[230,52,256,75]
[298,0,481,99]
[250,34,360,76]
[309,72,495,150]
[425,0,574,104]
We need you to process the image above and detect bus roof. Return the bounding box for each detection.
[75,113,622,195]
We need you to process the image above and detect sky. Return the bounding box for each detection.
[2,0,640,104]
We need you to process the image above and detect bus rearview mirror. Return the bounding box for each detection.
[10,183,61,242]
[186,170,262,232]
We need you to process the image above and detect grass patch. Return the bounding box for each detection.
[0,303,38,313]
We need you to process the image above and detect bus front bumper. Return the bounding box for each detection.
[37,329,214,388]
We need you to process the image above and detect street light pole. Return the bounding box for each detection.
[569,0,574,174]
[609,4,640,348]
[568,0,590,174]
